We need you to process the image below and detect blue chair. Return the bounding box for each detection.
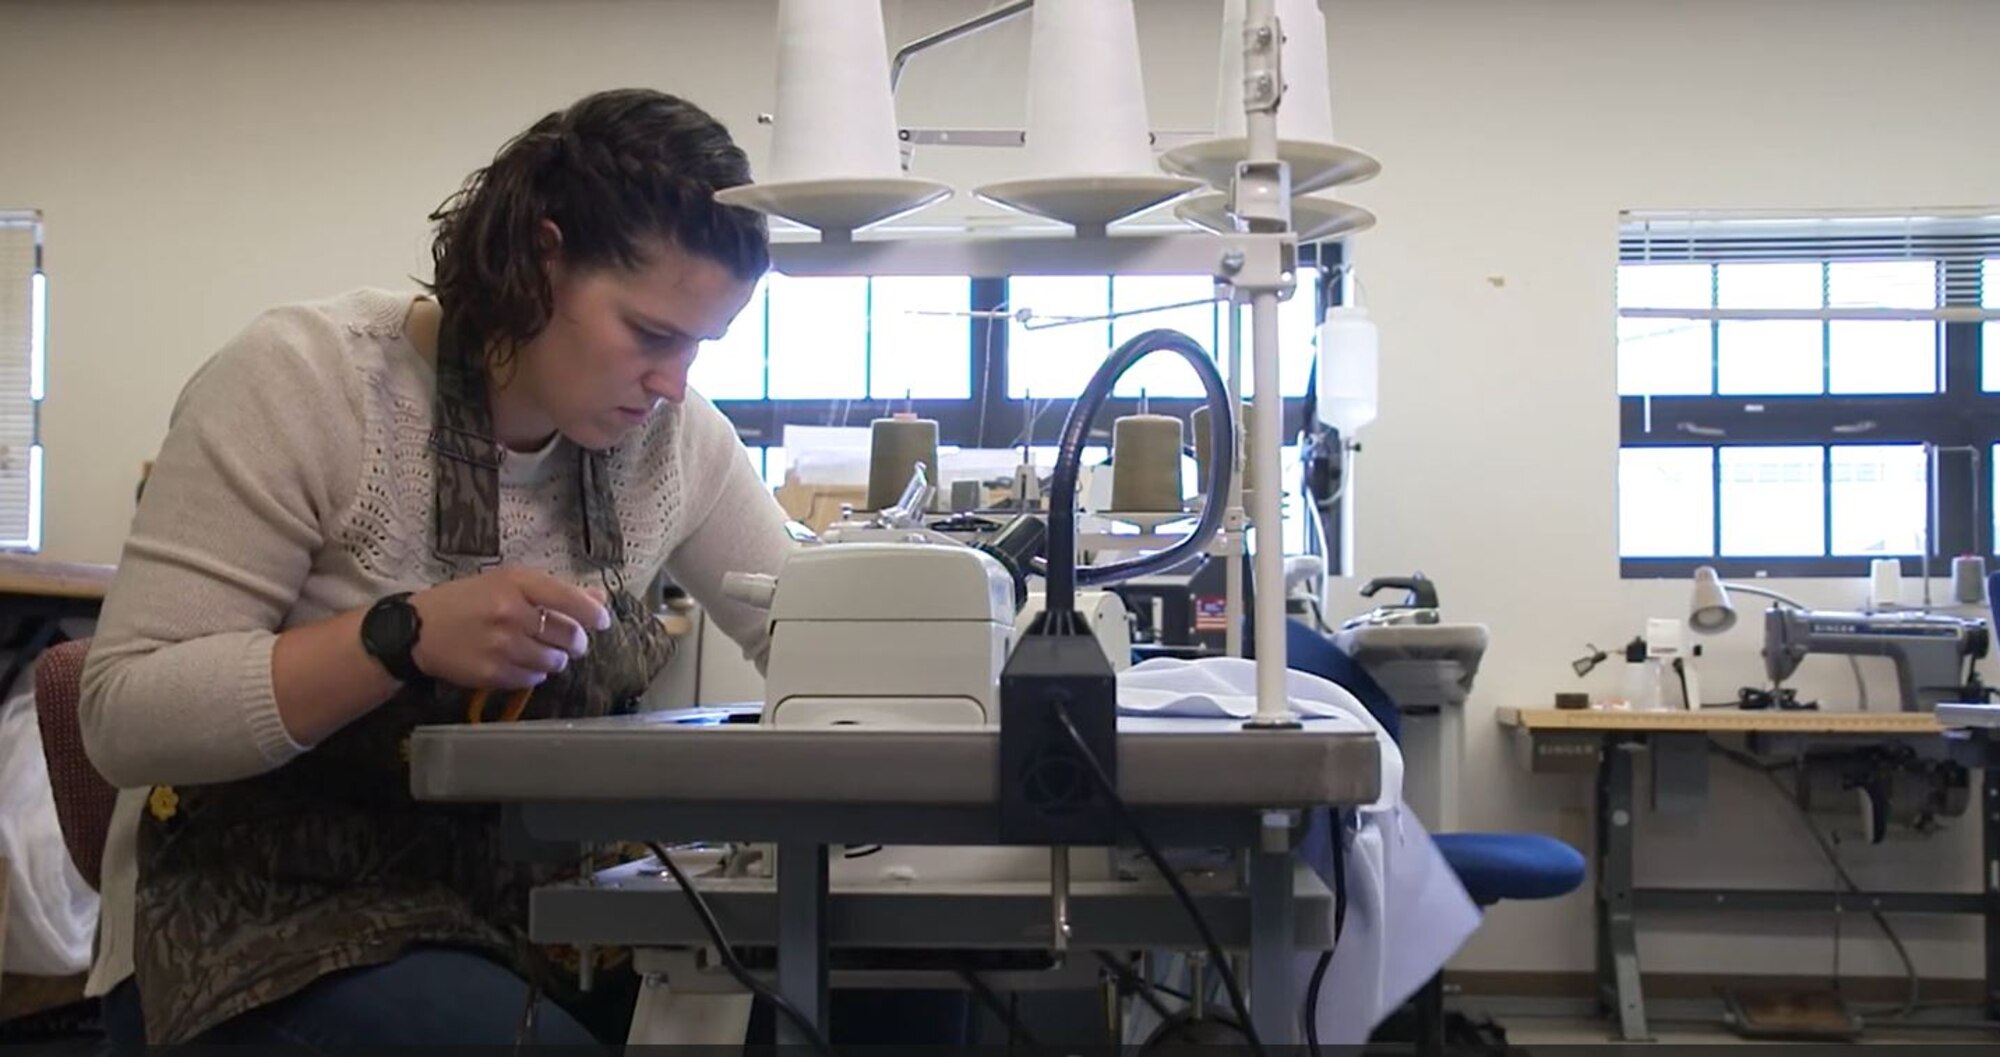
[1268,618,1587,1052]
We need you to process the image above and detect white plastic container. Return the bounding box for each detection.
[1316,306,1379,436]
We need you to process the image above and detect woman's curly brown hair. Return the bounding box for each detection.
[425,88,769,367]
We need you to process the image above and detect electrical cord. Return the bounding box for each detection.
[1093,951,1181,1025]
[643,842,834,1056]
[955,967,1042,1048]
[1705,746,1920,1020]
[1051,704,1266,1057]
[1304,806,1349,1057]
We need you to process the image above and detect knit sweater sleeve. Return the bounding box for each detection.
[80,306,363,788]
[660,391,795,672]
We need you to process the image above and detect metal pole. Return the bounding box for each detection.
[1242,0,1294,727]
[1225,299,1246,659]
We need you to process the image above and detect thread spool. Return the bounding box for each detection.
[1953,555,1987,605]
[1190,403,1256,495]
[770,0,904,183]
[1024,0,1156,177]
[866,415,939,511]
[1110,414,1185,513]
[1869,558,1902,610]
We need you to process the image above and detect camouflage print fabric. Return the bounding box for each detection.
[131,310,675,1044]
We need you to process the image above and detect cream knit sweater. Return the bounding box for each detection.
[77,287,792,999]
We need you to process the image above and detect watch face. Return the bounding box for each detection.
[368,597,418,649]
[381,603,418,642]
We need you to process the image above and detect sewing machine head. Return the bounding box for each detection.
[729,542,1016,727]
[1763,607,1990,711]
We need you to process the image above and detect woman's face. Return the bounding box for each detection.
[505,233,757,451]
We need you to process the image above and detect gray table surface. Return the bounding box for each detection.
[410,708,1382,808]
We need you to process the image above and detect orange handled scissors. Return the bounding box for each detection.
[466,687,533,724]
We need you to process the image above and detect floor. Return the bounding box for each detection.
[1503,1015,1998,1046]
[6,995,1997,1051]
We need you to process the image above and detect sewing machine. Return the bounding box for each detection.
[729,542,1015,727]
[1763,607,1989,711]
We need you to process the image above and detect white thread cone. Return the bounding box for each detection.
[1024,0,1157,176]
[771,0,903,182]
[1215,0,1335,142]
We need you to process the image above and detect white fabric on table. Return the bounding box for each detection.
[1116,657,1480,1044]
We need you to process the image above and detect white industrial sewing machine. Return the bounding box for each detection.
[728,542,1016,728]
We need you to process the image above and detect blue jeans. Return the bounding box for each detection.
[102,948,968,1048]
[104,948,610,1048]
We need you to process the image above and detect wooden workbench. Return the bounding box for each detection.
[1498,703,1997,1041]
[1497,705,1945,735]
[0,555,114,602]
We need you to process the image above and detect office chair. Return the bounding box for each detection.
[1267,618,1586,1055]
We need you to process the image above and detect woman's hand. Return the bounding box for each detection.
[408,566,612,689]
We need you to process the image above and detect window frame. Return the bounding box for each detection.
[712,244,1344,568]
[1620,247,1994,579]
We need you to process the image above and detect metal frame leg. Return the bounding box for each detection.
[776,842,829,1046]
[1596,736,1650,1041]
[1248,846,1298,1045]
[1985,767,2000,1020]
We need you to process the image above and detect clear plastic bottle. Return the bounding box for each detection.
[1620,637,1663,711]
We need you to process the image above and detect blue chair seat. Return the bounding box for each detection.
[1433,832,1586,905]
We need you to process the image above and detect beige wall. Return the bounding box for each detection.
[4,0,1997,979]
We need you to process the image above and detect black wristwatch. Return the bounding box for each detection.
[360,592,426,683]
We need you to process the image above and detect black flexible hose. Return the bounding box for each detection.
[1038,327,1235,613]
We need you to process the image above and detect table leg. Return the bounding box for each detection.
[1248,843,1297,1045]
[1596,736,1650,1041]
[1985,768,1999,1020]
[776,842,829,1046]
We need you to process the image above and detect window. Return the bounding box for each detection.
[713,247,1340,562]
[1616,211,2000,577]
[0,212,44,552]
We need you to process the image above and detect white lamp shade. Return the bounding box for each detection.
[1688,566,1737,634]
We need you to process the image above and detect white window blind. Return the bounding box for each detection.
[1620,209,2000,320]
[0,212,44,551]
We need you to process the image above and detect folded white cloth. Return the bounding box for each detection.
[1118,655,1404,813]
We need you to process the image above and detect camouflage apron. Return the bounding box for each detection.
[132,309,676,1045]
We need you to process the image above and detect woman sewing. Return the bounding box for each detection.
[75,88,951,1046]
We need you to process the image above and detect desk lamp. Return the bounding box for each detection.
[1687,565,1808,634]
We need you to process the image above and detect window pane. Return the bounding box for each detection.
[691,276,767,399]
[1009,276,1110,399]
[1617,264,1710,309]
[1828,321,1936,394]
[1830,445,1926,556]
[1280,443,1307,557]
[1717,262,1821,309]
[1111,275,1218,398]
[1720,446,1824,557]
[1828,260,1935,309]
[1717,320,1822,394]
[763,445,789,490]
[1985,260,2000,392]
[767,274,867,398]
[868,276,971,400]
[1617,317,1711,395]
[1231,277,1319,397]
[1618,447,1714,557]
